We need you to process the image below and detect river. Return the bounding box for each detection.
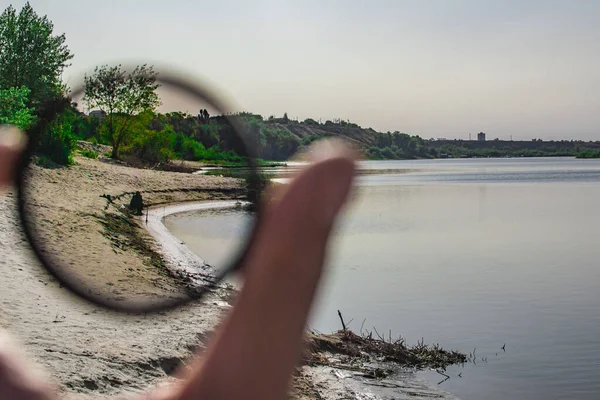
[165,157,600,400]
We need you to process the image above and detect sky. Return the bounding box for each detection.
[15,0,600,140]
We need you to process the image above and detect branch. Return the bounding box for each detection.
[337,310,347,332]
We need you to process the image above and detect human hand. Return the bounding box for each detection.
[0,133,357,400]
[0,126,55,399]
[160,139,357,400]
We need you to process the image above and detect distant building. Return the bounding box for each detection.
[477,132,486,142]
[89,110,106,119]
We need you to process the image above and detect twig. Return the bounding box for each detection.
[435,369,450,385]
[372,326,385,341]
[337,310,347,332]
[436,369,450,379]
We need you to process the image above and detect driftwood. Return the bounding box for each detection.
[303,311,467,375]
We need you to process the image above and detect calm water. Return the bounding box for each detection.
[166,157,600,400]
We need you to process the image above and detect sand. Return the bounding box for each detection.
[0,190,233,397]
[0,153,460,399]
[20,155,244,304]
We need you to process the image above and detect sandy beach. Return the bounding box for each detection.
[0,152,461,399]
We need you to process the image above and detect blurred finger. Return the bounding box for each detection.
[0,126,27,189]
[179,141,357,400]
[265,137,359,208]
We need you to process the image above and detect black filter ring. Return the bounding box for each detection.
[15,65,263,314]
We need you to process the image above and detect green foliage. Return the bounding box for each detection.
[0,3,76,166]
[0,86,35,129]
[240,117,301,160]
[123,125,173,164]
[301,134,327,147]
[0,3,73,107]
[83,64,160,158]
[80,149,98,159]
[368,146,383,159]
[577,150,600,159]
[38,111,78,165]
[72,113,101,141]
[34,155,58,168]
[369,132,425,159]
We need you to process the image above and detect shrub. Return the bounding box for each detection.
[37,112,78,166]
[380,146,397,159]
[577,150,600,159]
[122,126,173,164]
[80,149,98,159]
[34,155,60,168]
[0,86,36,130]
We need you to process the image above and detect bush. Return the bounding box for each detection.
[0,86,36,130]
[38,112,78,166]
[368,146,383,159]
[80,149,98,159]
[34,155,60,168]
[122,126,173,164]
[380,146,397,159]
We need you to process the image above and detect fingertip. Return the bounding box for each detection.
[0,126,27,188]
[305,138,361,165]
[0,125,28,151]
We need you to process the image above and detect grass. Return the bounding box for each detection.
[97,211,167,274]
[33,155,62,169]
[80,149,99,159]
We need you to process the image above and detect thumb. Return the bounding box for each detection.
[0,126,27,189]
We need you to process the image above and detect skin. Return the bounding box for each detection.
[0,127,357,400]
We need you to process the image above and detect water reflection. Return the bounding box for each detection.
[168,158,600,400]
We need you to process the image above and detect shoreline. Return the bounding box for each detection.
[1,153,464,399]
[146,200,465,400]
[144,200,242,282]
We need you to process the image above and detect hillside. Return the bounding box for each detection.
[70,110,600,166]
[229,114,600,160]
[265,119,380,146]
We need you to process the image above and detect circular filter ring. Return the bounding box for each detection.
[15,65,263,314]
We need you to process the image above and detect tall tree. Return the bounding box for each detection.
[0,3,73,106]
[83,64,160,158]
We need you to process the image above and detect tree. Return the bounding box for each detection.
[83,64,160,158]
[198,108,210,124]
[0,3,73,107]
